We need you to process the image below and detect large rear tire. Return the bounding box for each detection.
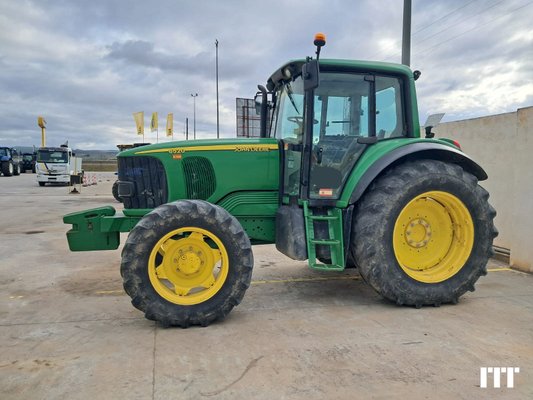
[2,162,14,176]
[351,160,497,307]
[121,200,253,327]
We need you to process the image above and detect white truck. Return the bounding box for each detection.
[36,145,83,186]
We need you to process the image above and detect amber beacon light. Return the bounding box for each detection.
[314,33,326,47]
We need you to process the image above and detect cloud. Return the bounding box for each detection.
[0,0,531,148]
[106,40,213,76]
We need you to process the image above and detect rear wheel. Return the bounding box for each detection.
[121,200,253,327]
[13,163,20,175]
[351,160,497,307]
[2,162,14,176]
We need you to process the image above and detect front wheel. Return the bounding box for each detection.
[121,200,253,327]
[351,160,497,307]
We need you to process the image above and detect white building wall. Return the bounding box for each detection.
[433,106,533,272]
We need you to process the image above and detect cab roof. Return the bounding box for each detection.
[267,58,415,91]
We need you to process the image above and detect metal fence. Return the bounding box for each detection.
[236,98,272,137]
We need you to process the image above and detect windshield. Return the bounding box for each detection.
[37,150,69,163]
[273,76,305,142]
[0,148,8,156]
[275,73,405,141]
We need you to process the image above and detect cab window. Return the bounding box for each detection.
[361,75,405,138]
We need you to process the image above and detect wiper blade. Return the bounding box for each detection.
[286,84,300,115]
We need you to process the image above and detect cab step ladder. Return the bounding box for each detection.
[303,201,345,271]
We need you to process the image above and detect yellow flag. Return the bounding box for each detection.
[133,112,144,135]
[151,112,158,132]
[166,113,173,137]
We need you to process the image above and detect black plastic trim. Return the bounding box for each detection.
[348,142,488,204]
[277,140,285,204]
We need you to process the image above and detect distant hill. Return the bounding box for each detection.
[13,146,37,154]
[73,149,118,161]
[11,146,117,160]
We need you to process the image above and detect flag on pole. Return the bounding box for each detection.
[166,113,173,137]
[133,112,144,135]
[151,112,158,132]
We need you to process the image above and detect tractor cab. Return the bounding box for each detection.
[258,36,418,209]
[255,35,421,269]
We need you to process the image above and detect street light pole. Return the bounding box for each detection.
[215,39,220,139]
[402,0,412,66]
[191,93,198,139]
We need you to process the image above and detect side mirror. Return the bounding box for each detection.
[254,92,262,115]
[302,59,319,91]
[254,91,273,115]
[423,113,445,138]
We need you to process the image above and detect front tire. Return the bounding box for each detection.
[121,200,253,327]
[351,160,497,307]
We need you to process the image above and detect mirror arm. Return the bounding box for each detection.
[257,85,268,138]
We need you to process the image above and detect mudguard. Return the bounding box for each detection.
[349,142,488,204]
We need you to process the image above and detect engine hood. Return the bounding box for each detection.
[118,138,279,158]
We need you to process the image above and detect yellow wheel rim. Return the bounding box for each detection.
[148,227,229,305]
[393,191,474,283]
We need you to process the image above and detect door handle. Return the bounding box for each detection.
[316,147,323,164]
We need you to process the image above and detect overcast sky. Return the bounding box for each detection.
[1,0,532,149]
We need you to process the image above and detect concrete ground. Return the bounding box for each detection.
[1,172,532,400]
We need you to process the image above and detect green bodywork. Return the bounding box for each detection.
[63,137,459,251]
[64,58,477,271]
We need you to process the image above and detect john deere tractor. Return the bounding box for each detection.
[64,35,497,327]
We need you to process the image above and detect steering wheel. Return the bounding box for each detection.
[287,116,304,124]
[287,116,318,124]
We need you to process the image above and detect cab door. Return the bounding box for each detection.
[306,73,372,202]
[305,72,407,203]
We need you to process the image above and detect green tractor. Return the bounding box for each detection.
[64,35,497,327]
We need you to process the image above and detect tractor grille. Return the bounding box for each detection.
[182,156,216,200]
[118,156,168,209]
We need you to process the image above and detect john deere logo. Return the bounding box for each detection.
[234,145,271,152]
